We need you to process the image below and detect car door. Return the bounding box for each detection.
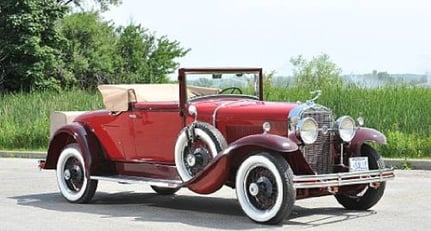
[130,102,182,163]
[95,112,136,160]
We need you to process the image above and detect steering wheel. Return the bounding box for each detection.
[220,87,242,94]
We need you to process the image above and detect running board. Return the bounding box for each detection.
[91,175,183,188]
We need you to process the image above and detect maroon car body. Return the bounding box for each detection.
[41,67,394,224]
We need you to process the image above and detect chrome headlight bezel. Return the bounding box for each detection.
[295,117,319,144]
[336,116,356,142]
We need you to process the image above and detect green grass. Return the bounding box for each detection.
[1,85,430,158]
[0,90,103,150]
[265,85,431,158]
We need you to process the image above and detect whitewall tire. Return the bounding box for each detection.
[56,144,97,203]
[175,122,227,182]
[236,153,295,224]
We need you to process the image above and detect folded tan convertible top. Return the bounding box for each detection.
[98,84,219,111]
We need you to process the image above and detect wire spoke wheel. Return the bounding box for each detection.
[56,144,98,203]
[335,144,387,210]
[175,122,227,182]
[63,156,84,192]
[245,167,278,210]
[236,152,295,224]
[183,141,212,176]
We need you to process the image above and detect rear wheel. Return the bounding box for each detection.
[235,152,295,224]
[56,144,98,203]
[335,144,386,210]
[150,186,180,195]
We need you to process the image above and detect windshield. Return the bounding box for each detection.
[185,71,261,100]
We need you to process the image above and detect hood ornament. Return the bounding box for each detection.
[307,90,322,104]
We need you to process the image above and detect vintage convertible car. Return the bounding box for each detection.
[40,67,394,224]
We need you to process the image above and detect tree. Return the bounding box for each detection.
[59,12,118,88]
[290,54,343,89]
[1,2,189,91]
[59,13,190,88]
[58,0,121,12]
[114,25,148,83]
[115,24,190,84]
[0,0,67,91]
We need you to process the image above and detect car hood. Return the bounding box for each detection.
[191,98,298,142]
[193,99,298,121]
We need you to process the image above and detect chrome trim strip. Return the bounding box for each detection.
[91,175,182,188]
[293,168,395,189]
[212,102,228,126]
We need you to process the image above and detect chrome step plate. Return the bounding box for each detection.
[91,175,182,188]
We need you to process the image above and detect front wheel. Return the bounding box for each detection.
[56,144,98,203]
[235,152,295,224]
[335,144,386,210]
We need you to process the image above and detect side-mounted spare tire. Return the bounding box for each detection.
[175,122,227,182]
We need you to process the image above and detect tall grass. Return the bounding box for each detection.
[267,85,431,136]
[266,85,431,158]
[1,86,430,158]
[0,90,103,150]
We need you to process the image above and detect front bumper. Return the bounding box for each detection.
[293,168,395,189]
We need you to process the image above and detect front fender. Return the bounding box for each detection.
[45,122,92,178]
[224,133,299,154]
[185,134,298,194]
[350,127,387,155]
[187,154,230,194]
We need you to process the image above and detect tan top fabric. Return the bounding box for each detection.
[98,84,220,111]
[50,111,87,138]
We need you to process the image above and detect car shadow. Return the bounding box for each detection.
[11,191,376,229]
[286,205,376,227]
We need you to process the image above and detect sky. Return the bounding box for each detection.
[102,0,431,76]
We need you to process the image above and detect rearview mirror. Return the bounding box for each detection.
[212,74,222,79]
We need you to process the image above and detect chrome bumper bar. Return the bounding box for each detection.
[293,168,395,189]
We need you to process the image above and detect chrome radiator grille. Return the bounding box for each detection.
[301,108,334,174]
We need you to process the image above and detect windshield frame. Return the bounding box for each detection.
[178,67,263,123]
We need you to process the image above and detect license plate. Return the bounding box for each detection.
[349,157,369,172]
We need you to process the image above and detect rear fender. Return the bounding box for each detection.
[45,122,93,178]
[186,134,298,194]
[350,127,387,155]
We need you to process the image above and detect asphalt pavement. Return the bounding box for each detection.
[1,158,430,231]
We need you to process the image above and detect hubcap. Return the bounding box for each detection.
[186,154,196,166]
[249,183,259,196]
[64,169,71,180]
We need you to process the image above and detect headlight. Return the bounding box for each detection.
[336,116,356,142]
[296,117,318,144]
